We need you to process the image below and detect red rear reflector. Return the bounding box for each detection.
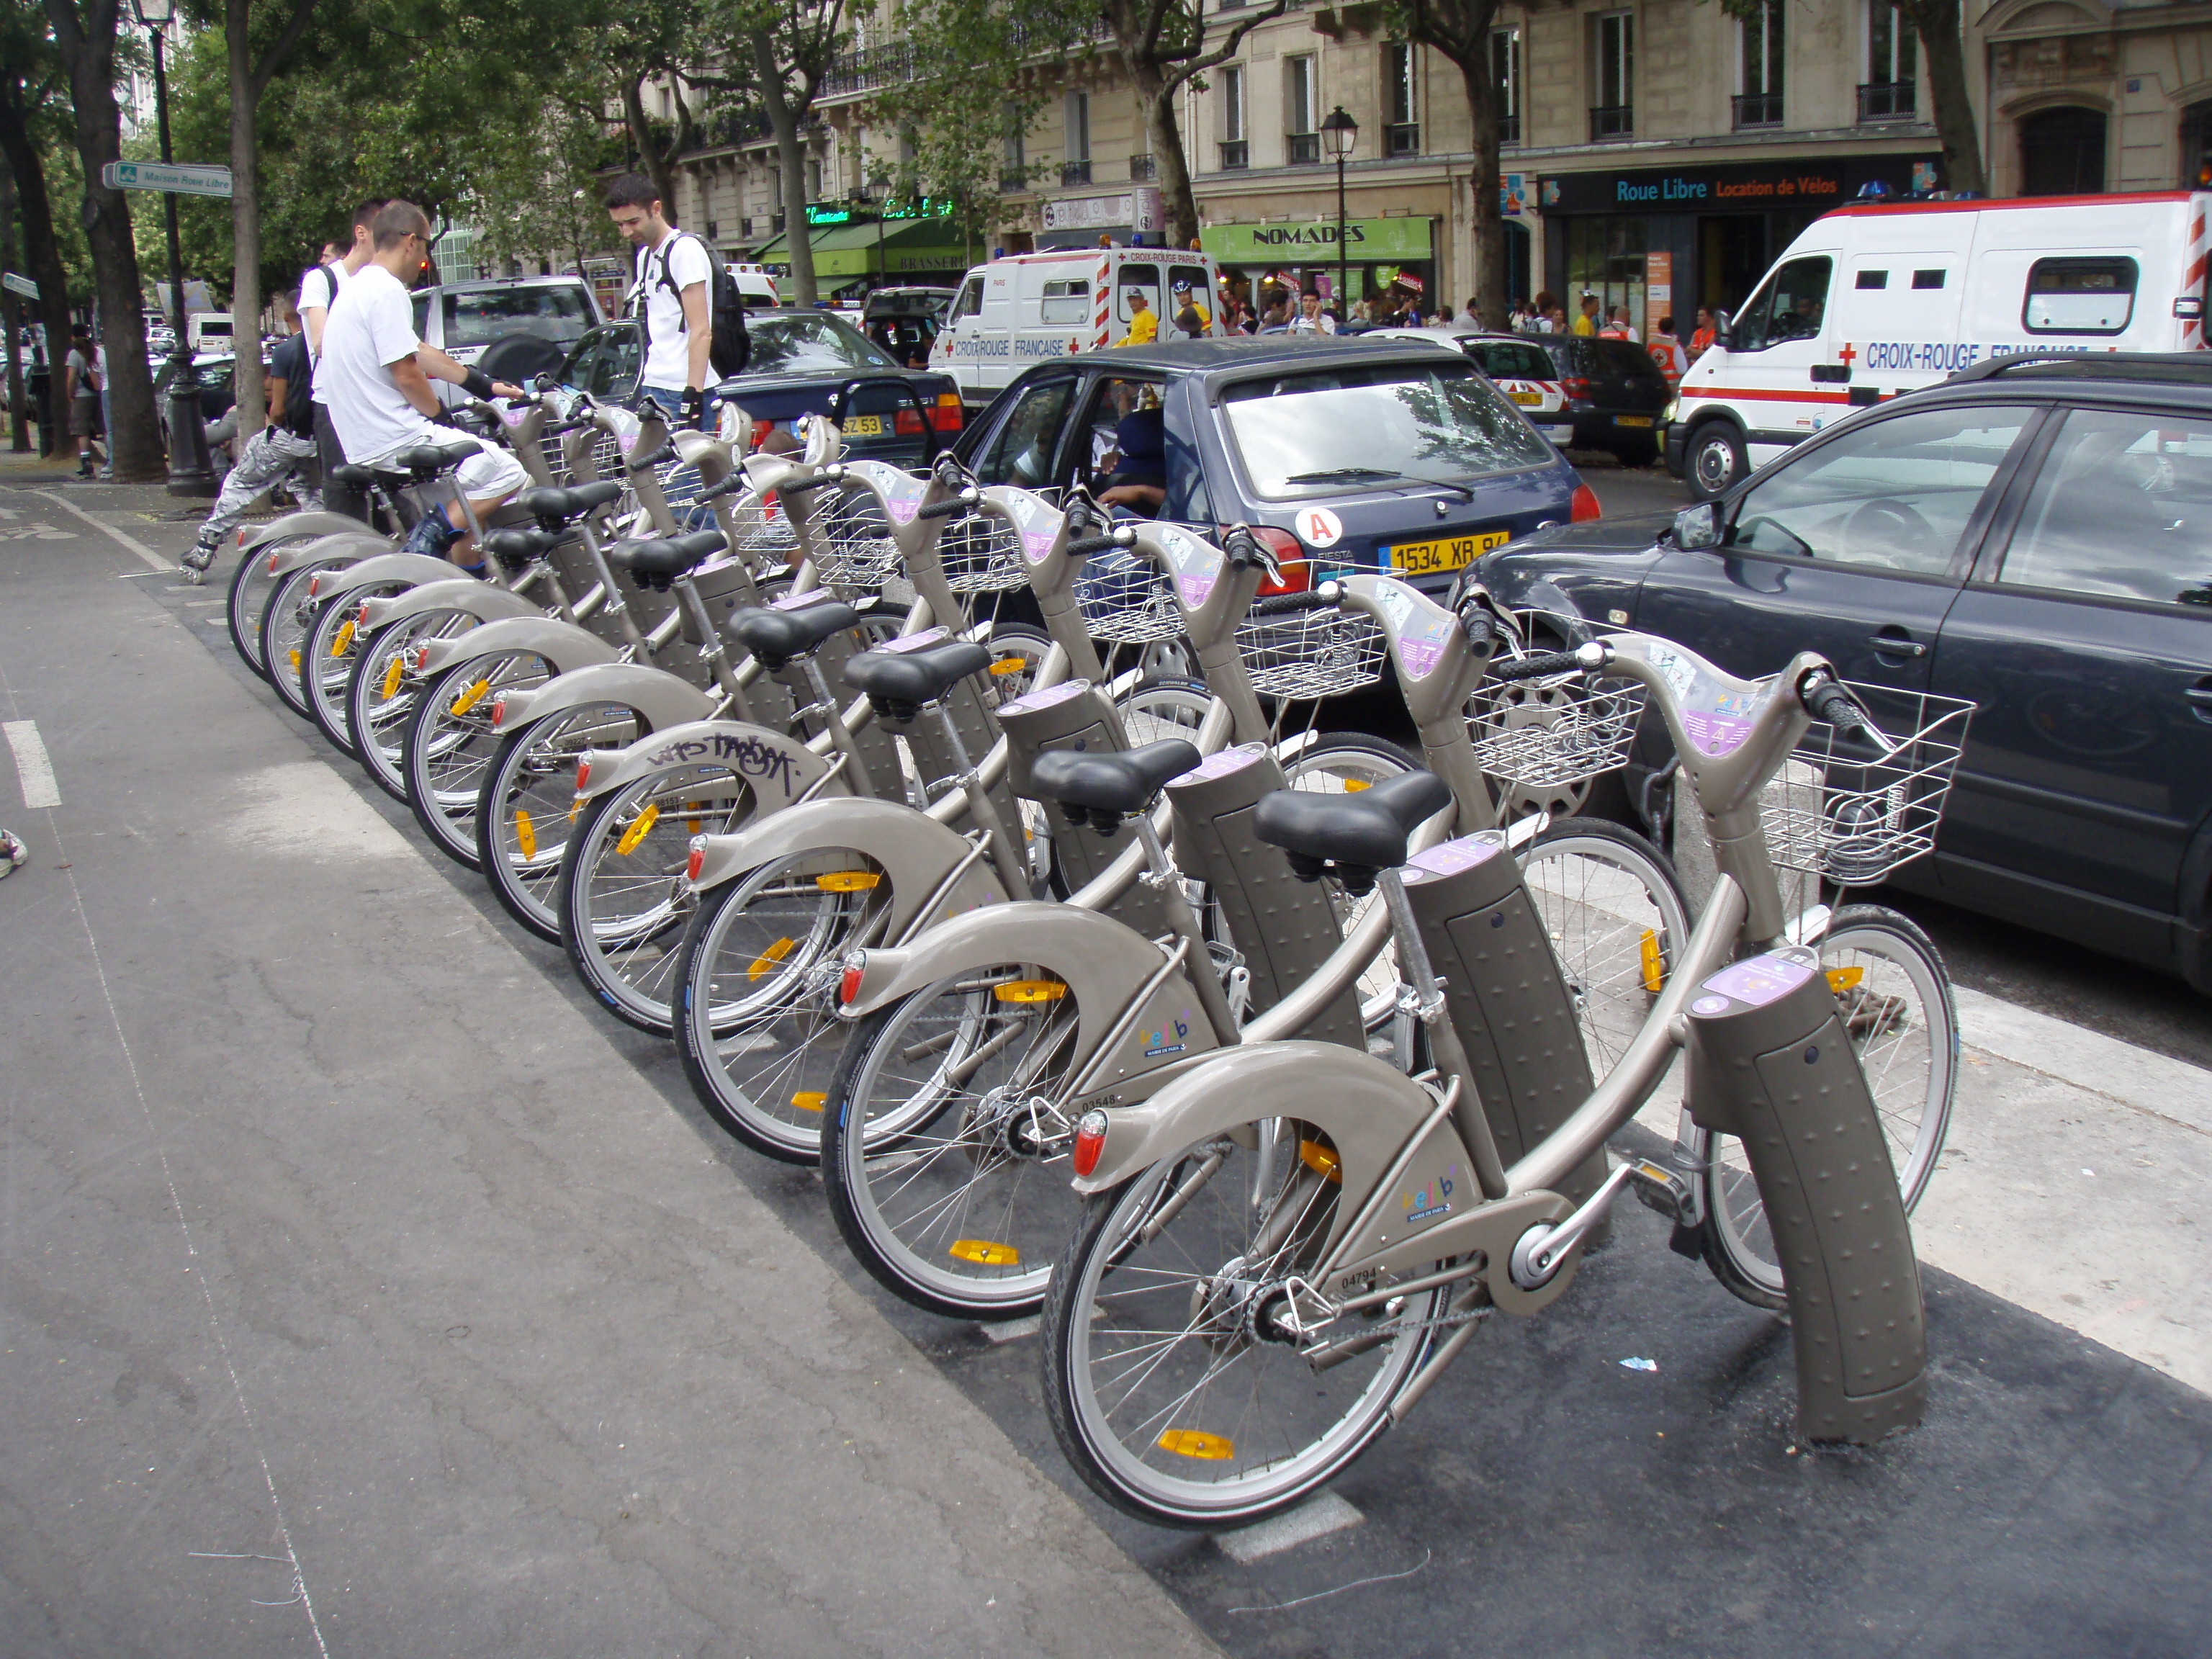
[1072,1110,1110,1179]
[356,601,372,626]
[685,841,705,883]
[490,696,508,728]
[1570,483,1603,523]
[574,759,592,791]
[267,551,283,574]
[839,952,867,1004]
[307,573,323,598]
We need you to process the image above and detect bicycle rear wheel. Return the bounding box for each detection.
[347,610,475,802]
[228,533,332,678]
[258,567,328,719]
[401,649,557,870]
[1697,903,1957,1310]
[477,702,650,943]
[301,588,395,756]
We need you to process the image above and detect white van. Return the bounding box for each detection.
[933,248,1226,403]
[1671,191,2212,498]
[186,311,233,354]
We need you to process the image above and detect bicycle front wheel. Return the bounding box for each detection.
[1041,1118,1445,1529]
[347,610,476,802]
[228,534,331,677]
[301,587,395,756]
[1697,902,1958,1310]
[258,566,329,719]
[401,650,557,870]
[477,702,649,943]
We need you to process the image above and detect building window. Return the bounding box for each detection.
[2020,107,2107,196]
[1286,55,1318,164]
[1492,27,1521,145]
[1385,42,1419,155]
[1734,0,1782,128]
[1220,64,1249,169]
[805,158,822,201]
[1860,4,1916,121]
[1063,90,1091,184]
[1592,12,1633,140]
[1002,107,1027,193]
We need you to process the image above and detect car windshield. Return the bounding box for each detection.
[1222,361,1552,498]
[745,313,899,373]
[441,285,595,349]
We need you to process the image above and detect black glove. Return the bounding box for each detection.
[678,388,707,431]
[459,366,496,403]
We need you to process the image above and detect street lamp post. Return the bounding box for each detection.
[134,0,214,495]
[1321,106,1357,324]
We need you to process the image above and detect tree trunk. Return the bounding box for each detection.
[752,34,817,305]
[1131,63,1198,247]
[226,0,264,436]
[621,76,681,219]
[0,100,76,455]
[1913,0,1985,196]
[1455,54,1507,330]
[0,169,25,451]
[49,0,163,480]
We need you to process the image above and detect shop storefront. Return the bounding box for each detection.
[1199,215,1436,311]
[1537,153,1938,337]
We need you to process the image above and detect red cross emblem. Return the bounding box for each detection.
[1837,341,1858,367]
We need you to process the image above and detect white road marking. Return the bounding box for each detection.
[27,488,173,571]
[4,719,60,808]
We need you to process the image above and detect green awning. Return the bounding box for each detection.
[755,217,976,279]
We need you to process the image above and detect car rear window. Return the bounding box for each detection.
[441,285,596,349]
[1221,361,1552,499]
[744,313,899,372]
[1469,341,1555,381]
[1592,340,1666,385]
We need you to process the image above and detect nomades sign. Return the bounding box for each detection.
[1201,217,1434,264]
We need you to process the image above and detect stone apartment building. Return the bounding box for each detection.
[640,0,2212,326]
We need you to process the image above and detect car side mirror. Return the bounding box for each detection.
[1673,502,1721,549]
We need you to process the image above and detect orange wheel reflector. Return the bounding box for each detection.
[450,678,491,716]
[380,655,406,701]
[615,804,659,856]
[1342,777,1370,792]
[992,979,1066,1004]
[791,1092,827,1112]
[331,619,356,657]
[747,936,797,981]
[816,870,880,892]
[1158,1429,1234,1461]
[567,797,583,823]
[948,1238,1020,1267]
[1826,966,1866,994]
[1640,930,1666,994]
[989,656,1028,676]
[685,800,706,833]
[513,809,537,860]
[1298,1139,1342,1183]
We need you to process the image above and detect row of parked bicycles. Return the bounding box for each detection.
[212,383,1973,1528]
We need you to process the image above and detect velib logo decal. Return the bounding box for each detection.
[1142,1010,1192,1058]
[1402,1164,1460,1224]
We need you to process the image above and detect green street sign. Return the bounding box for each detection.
[102,160,233,199]
[1200,216,1433,264]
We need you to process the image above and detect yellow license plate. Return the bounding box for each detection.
[1617,415,1654,428]
[840,414,884,436]
[1386,529,1512,577]
[1509,390,1544,406]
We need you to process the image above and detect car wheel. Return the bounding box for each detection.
[1685,421,1746,500]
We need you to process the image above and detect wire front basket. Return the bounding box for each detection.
[1761,684,1973,886]
[940,511,1027,593]
[1471,671,1648,789]
[1236,596,1386,699]
[1076,547,1184,644]
[809,482,903,591]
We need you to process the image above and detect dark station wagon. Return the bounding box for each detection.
[953,336,1598,597]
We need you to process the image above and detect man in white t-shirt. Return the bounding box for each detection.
[303,198,390,521]
[319,199,527,569]
[605,173,714,430]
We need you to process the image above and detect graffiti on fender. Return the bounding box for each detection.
[644,731,801,797]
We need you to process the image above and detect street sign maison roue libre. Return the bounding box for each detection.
[101,160,233,199]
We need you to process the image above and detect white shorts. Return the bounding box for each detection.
[364,433,529,501]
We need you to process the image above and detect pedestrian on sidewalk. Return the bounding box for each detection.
[1290,292,1335,335]
[181,303,323,580]
[305,199,389,524]
[318,200,527,571]
[1573,292,1600,336]
[1599,305,1640,343]
[606,174,734,431]
[64,323,104,479]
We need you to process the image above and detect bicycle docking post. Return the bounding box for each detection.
[1683,947,1926,1444]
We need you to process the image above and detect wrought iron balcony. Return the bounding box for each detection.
[1287,132,1320,164]
[1858,81,1915,122]
[1732,92,1783,130]
[1061,159,1092,186]
[1589,104,1634,140]
[1498,112,1521,145]
[1130,153,1156,180]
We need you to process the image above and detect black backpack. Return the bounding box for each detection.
[642,232,750,379]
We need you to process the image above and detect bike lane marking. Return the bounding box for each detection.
[24,487,174,572]
[4,718,60,808]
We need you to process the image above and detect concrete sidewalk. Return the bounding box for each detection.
[0,490,1218,1655]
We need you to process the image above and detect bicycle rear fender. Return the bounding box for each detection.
[413,616,619,680]
[688,796,1001,943]
[574,717,843,808]
[264,529,388,577]
[308,552,467,601]
[490,662,715,738]
[240,511,377,554]
[359,579,544,634]
[842,901,1218,1087]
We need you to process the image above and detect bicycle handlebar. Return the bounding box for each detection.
[625,437,675,474]
[1067,530,1133,558]
[1489,641,1609,683]
[696,472,750,505]
[776,472,842,496]
[1799,672,1894,749]
[1249,589,1339,616]
[916,488,979,521]
[1459,604,1499,649]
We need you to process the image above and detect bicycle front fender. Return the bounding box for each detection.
[492,662,714,739]
[359,579,544,634]
[845,901,1220,1089]
[575,718,842,808]
[308,552,467,603]
[264,529,387,577]
[414,615,619,679]
[688,796,1002,943]
[240,511,375,554]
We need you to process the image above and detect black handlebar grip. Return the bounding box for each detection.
[1222,525,1262,567]
[916,493,977,520]
[1066,534,1124,558]
[1489,648,1586,683]
[697,473,748,504]
[777,473,840,495]
[1460,606,1499,649]
[1249,590,1339,616]
[1804,677,1866,732]
[625,438,675,473]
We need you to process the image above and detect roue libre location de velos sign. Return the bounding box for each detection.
[101,161,233,199]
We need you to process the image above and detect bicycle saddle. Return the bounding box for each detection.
[724,594,860,667]
[607,529,725,590]
[1254,770,1452,889]
[1029,739,1202,819]
[328,464,382,490]
[843,637,991,719]
[396,439,482,476]
[517,482,624,526]
[482,525,559,569]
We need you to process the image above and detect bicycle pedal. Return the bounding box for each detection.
[1624,1157,1694,1226]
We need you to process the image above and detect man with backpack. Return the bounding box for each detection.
[180,301,323,580]
[604,174,748,430]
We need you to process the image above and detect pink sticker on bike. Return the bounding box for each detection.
[999,680,1089,714]
[1170,746,1262,787]
[873,626,950,654]
[1699,954,1814,1009]
[1406,835,1502,876]
[1683,711,1751,756]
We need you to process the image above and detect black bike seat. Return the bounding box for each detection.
[1254,770,1452,875]
[724,593,860,665]
[329,464,381,490]
[396,439,482,475]
[483,526,559,567]
[517,481,624,526]
[842,637,991,711]
[1030,739,1202,816]
[608,529,726,583]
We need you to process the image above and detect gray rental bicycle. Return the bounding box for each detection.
[819,571,1689,1323]
[1038,627,1970,1527]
